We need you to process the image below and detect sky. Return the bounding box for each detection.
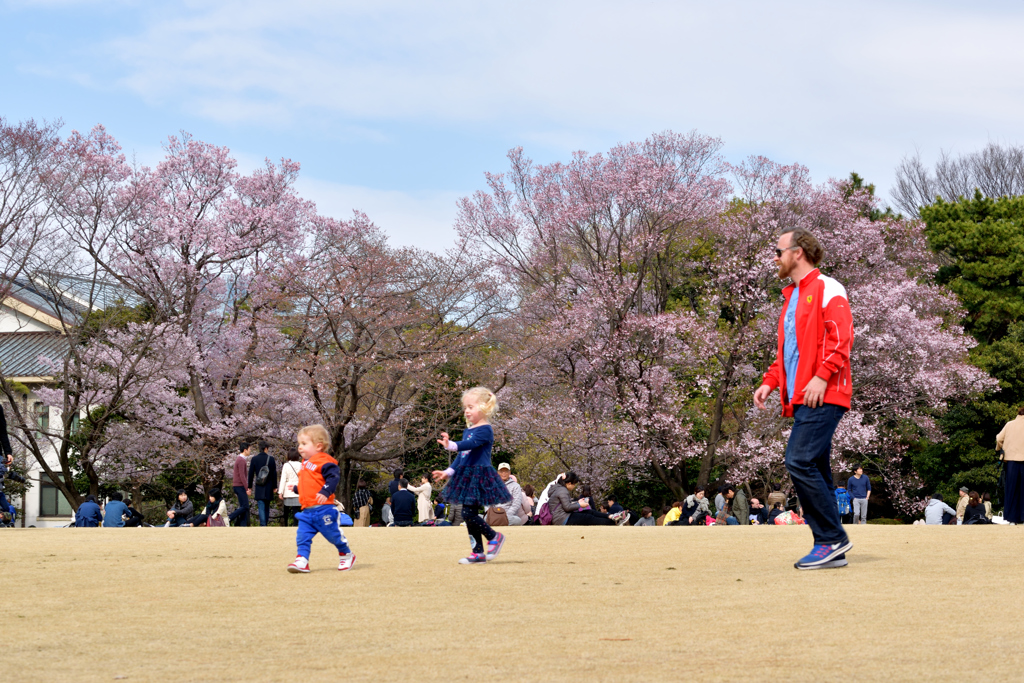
[3,0,1023,251]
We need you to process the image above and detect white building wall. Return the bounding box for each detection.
[0,304,54,333]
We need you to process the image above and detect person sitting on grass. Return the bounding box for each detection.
[102,492,130,527]
[165,490,193,527]
[634,506,655,526]
[924,494,956,525]
[749,498,769,525]
[663,501,684,525]
[381,496,395,527]
[547,472,627,526]
[75,495,102,527]
[184,489,228,527]
[679,487,711,525]
[767,502,786,525]
[963,491,991,525]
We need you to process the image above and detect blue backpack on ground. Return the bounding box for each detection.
[835,487,851,515]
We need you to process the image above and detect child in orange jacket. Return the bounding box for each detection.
[287,425,356,573]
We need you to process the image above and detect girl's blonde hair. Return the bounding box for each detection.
[297,424,331,452]
[462,386,498,419]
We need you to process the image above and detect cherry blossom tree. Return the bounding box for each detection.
[459,135,992,510]
[54,127,314,493]
[281,212,505,506]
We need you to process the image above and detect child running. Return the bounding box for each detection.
[432,386,511,564]
[287,424,356,574]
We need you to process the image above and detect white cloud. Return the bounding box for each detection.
[295,177,461,253]
[12,0,1024,209]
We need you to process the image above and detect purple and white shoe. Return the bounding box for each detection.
[459,552,487,565]
[485,532,505,560]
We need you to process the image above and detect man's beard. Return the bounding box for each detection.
[777,260,791,280]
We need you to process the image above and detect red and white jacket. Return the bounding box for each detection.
[762,268,853,417]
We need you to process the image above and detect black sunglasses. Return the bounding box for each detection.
[774,246,800,257]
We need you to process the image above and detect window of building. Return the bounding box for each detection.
[39,474,73,517]
[33,402,49,436]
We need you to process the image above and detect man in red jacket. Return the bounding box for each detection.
[754,227,854,570]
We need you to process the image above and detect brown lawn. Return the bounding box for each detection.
[1,524,1020,682]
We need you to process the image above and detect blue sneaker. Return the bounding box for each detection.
[485,532,505,560]
[794,541,852,570]
[459,552,487,565]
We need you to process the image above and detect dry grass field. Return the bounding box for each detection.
[2,524,1021,682]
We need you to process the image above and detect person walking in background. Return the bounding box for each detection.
[754,227,854,570]
[352,479,373,528]
[996,405,1024,524]
[287,424,356,573]
[406,475,435,523]
[0,405,14,521]
[247,440,278,527]
[228,442,252,527]
[102,492,130,527]
[846,465,871,524]
[955,487,970,524]
[278,448,302,527]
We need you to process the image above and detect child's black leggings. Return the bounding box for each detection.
[461,504,497,553]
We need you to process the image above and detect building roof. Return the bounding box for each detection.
[0,332,69,379]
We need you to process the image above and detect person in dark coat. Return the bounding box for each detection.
[247,440,279,526]
[388,468,403,498]
[75,495,102,527]
[0,405,14,519]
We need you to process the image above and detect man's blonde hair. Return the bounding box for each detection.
[462,386,498,418]
[297,424,331,452]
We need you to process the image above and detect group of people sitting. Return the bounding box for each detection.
[644,484,798,527]
[922,488,996,525]
[73,492,145,527]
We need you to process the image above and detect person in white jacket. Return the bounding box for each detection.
[277,448,302,527]
[406,476,435,523]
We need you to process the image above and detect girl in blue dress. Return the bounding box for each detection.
[432,386,511,564]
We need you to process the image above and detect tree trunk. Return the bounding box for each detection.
[651,460,686,501]
[337,455,352,513]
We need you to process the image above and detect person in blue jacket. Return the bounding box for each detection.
[432,386,511,565]
[75,495,102,527]
[102,492,130,527]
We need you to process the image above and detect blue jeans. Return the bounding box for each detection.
[256,499,271,526]
[1005,460,1024,524]
[229,486,250,526]
[784,404,848,546]
[295,505,351,559]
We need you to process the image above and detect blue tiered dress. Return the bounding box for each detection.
[442,425,512,507]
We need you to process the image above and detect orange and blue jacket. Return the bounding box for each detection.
[298,452,341,509]
[762,268,853,417]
